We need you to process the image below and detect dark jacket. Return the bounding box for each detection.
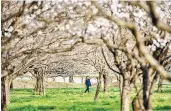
[85,79,91,86]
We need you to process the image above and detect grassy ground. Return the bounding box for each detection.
[8,85,171,111]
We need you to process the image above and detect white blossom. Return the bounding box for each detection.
[103,36,108,40]
[25,0,32,4]
[138,10,145,17]
[153,39,159,47]
[128,5,133,12]
[8,26,13,32]
[24,8,29,13]
[70,0,77,3]
[58,4,62,9]
[36,9,41,15]
[92,6,98,15]
[4,32,8,37]
[31,14,36,19]
[58,0,63,2]
[113,25,118,30]
[106,33,111,38]
[152,27,158,32]
[140,21,145,27]
[25,15,31,19]
[151,45,156,51]
[160,42,166,48]
[38,30,43,35]
[78,2,83,6]
[59,26,65,31]
[95,17,109,27]
[133,12,139,17]
[34,5,38,9]
[16,29,23,35]
[165,32,171,42]
[155,42,160,47]
[45,13,50,18]
[53,12,57,16]
[4,32,11,38]
[87,24,98,35]
[68,39,74,44]
[119,12,129,18]
[84,2,91,7]
[69,20,74,25]
[117,3,123,8]
[42,4,49,11]
[30,22,36,27]
[111,0,118,13]
[38,1,41,6]
[68,6,73,11]
[50,9,55,13]
[148,45,152,49]
[65,24,70,30]
[157,37,163,43]
[76,31,82,36]
[64,0,68,3]
[169,45,171,50]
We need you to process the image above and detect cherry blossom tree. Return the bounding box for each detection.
[1,1,171,111]
[1,1,91,110]
[91,1,171,111]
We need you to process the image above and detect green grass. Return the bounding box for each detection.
[8,85,171,111]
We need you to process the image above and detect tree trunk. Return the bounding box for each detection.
[81,77,84,84]
[34,68,46,95]
[157,75,163,93]
[35,75,45,95]
[119,75,123,96]
[101,74,104,89]
[10,80,13,89]
[69,75,74,83]
[142,67,154,111]
[63,77,66,82]
[142,67,151,111]
[42,75,46,95]
[103,74,108,93]
[5,76,11,105]
[94,72,102,101]
[52,77,55,82]
[1,76,11,111]
[121,78,130,111]
[148,72,158,111]
[1,77,7,111]
[132,89,144,111]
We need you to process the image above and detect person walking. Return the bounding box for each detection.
[84,76,91,93]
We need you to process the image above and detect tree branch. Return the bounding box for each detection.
[101,47,121,75]
[92,1,171,81]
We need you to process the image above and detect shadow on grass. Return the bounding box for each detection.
[11,88,33,93]
[59,101,116,111]
[10,94,53,103]
[9,105,56,111]
[10,88,35,96]
[10,97,32,103]
[154,89,171,93]
[37,106,56,110]
[109,88,120,92]
[154,106,171,110]
[47,88,84,95]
